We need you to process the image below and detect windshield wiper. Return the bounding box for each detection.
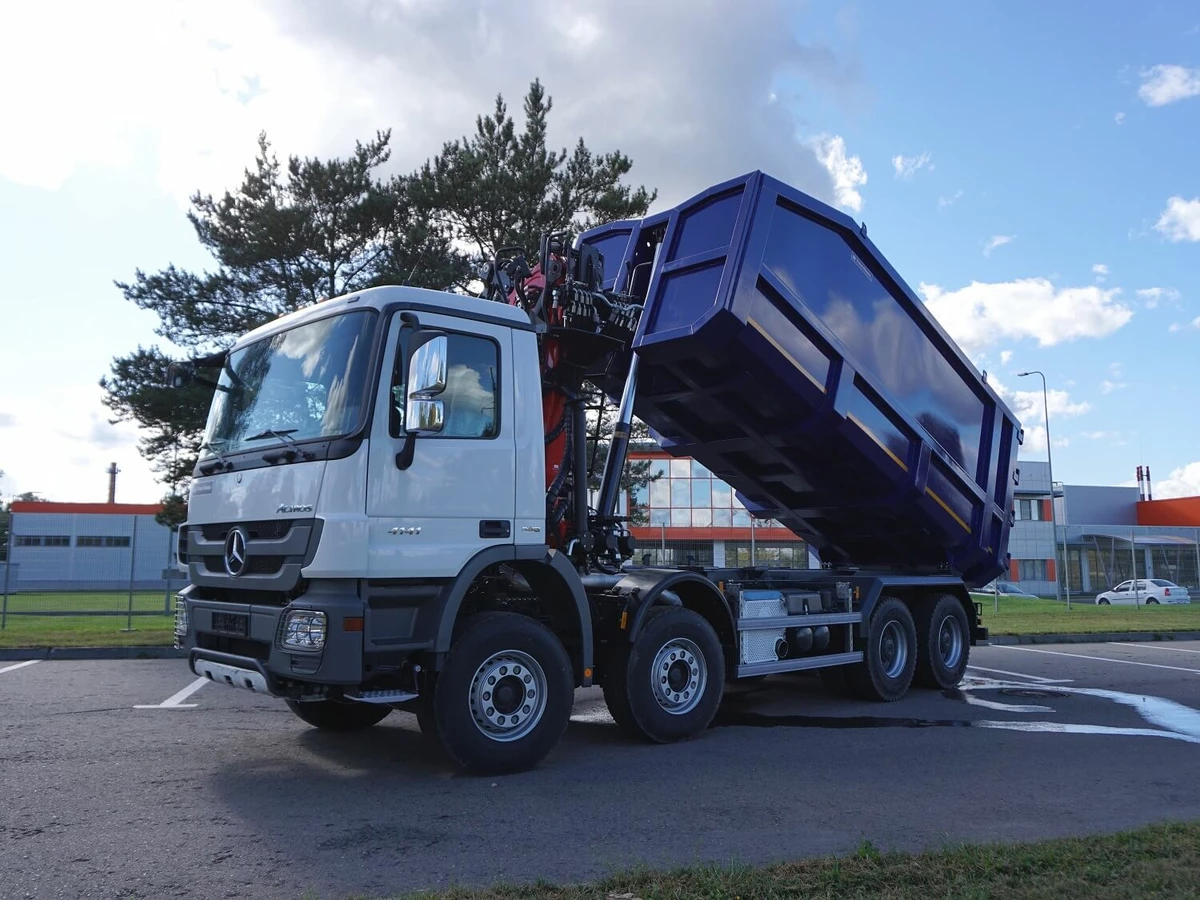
[246,428,314,461]
[197,441,232,475]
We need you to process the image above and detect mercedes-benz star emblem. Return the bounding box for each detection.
[224,527,248,577]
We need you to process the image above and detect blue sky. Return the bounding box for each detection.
[0,1,1197,504]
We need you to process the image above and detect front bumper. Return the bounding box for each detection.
[177,582,368,692]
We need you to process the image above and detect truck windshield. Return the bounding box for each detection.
[200,310,376,457]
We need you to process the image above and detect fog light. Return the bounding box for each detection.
[173,595,189,638]
[281,610,327,651]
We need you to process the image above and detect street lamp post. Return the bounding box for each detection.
[1017,370,1067,608]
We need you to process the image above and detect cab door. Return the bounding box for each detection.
[365,310,516,578]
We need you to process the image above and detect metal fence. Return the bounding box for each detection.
[1,513,184,629]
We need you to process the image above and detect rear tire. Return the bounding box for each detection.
[847,597,917,702]
[1147,598,1159,605]
[432,611,573,775]
[912,594,971,690]
[286,698,392,731]
[603,606,725,743]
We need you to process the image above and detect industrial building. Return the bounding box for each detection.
[1006,461,1200,597]
[5,502,179,592]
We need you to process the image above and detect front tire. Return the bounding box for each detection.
[431,612,573,775]
[847,597,917,702]
[285,699,392,731]
[912,594,970,690]
[603,606,725,743]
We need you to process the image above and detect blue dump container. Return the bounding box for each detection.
[579,172,1022,587]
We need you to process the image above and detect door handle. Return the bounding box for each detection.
[479,520,511,539]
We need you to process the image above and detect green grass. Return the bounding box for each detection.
[380,820,1200,899]
[970,592,1200,635]
[0,591,176,648]
[0,613,174,648]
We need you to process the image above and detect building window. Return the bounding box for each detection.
[634,455,790,532]
[1017,559,1048,581]
[725,541,809,568]
[15,535,70,547]
[77,536,132,548]
[1016,499,1041,521]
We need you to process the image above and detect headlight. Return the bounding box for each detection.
[173,595,189,637]
[281,610,327,651]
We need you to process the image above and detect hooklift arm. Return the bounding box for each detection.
[481,231,654,573]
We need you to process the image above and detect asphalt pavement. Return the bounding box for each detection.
[3,641,1200,900]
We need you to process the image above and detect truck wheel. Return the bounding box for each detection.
[432,611,573,775]
[847,597,916,702]
[913,593,970,690]
[285,699,392,731]
[603,606,725,743]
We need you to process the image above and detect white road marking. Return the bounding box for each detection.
[960,692,1053,713]
[995,645,1200,675]
[134,676,209,709]
[966,664,1073,684]
[963,674,1200,741]
[0,660,40,675]
[1109,642,1200,655]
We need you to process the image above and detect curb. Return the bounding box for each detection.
[984,630,1200,646]
[0,646,187,661]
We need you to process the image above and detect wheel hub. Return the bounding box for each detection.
[650,638,707,716]
[936,614,963,669]
[469,651,547,742]
[879,620,909,680]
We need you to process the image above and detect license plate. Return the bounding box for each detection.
[211,612,248,636]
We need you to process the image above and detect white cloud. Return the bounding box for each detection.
[1008,388,1090,453]
[0,0,862,212]
[1150,462,1200,499]
[938,189,964,209]
[1114,111,1126,124]
[1154,197,1200,242]
[1137,286,1181,309]
[1138,65,1200,106]
[1000,350,1013,365]
[1091,263,1109,283]
[810,135,867,212]
[1169,322,1183,333]
[1101,380,1127,394]
[1194,316,1200,328]
[983,234,1015,256]
[919,278,1134,354]
[892,151,933,179]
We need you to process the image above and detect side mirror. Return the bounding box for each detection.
[405,334,448,436]
[395,330,447,470]
[166,362,193,389]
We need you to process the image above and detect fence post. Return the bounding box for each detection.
[1,525,13,630]
[1131,528,1139,608]
[163,529,175,615]
[125,516,139,632]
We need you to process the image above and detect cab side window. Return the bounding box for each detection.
[390,333,500,439]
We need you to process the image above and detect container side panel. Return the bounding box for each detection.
[759,196,986,476]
